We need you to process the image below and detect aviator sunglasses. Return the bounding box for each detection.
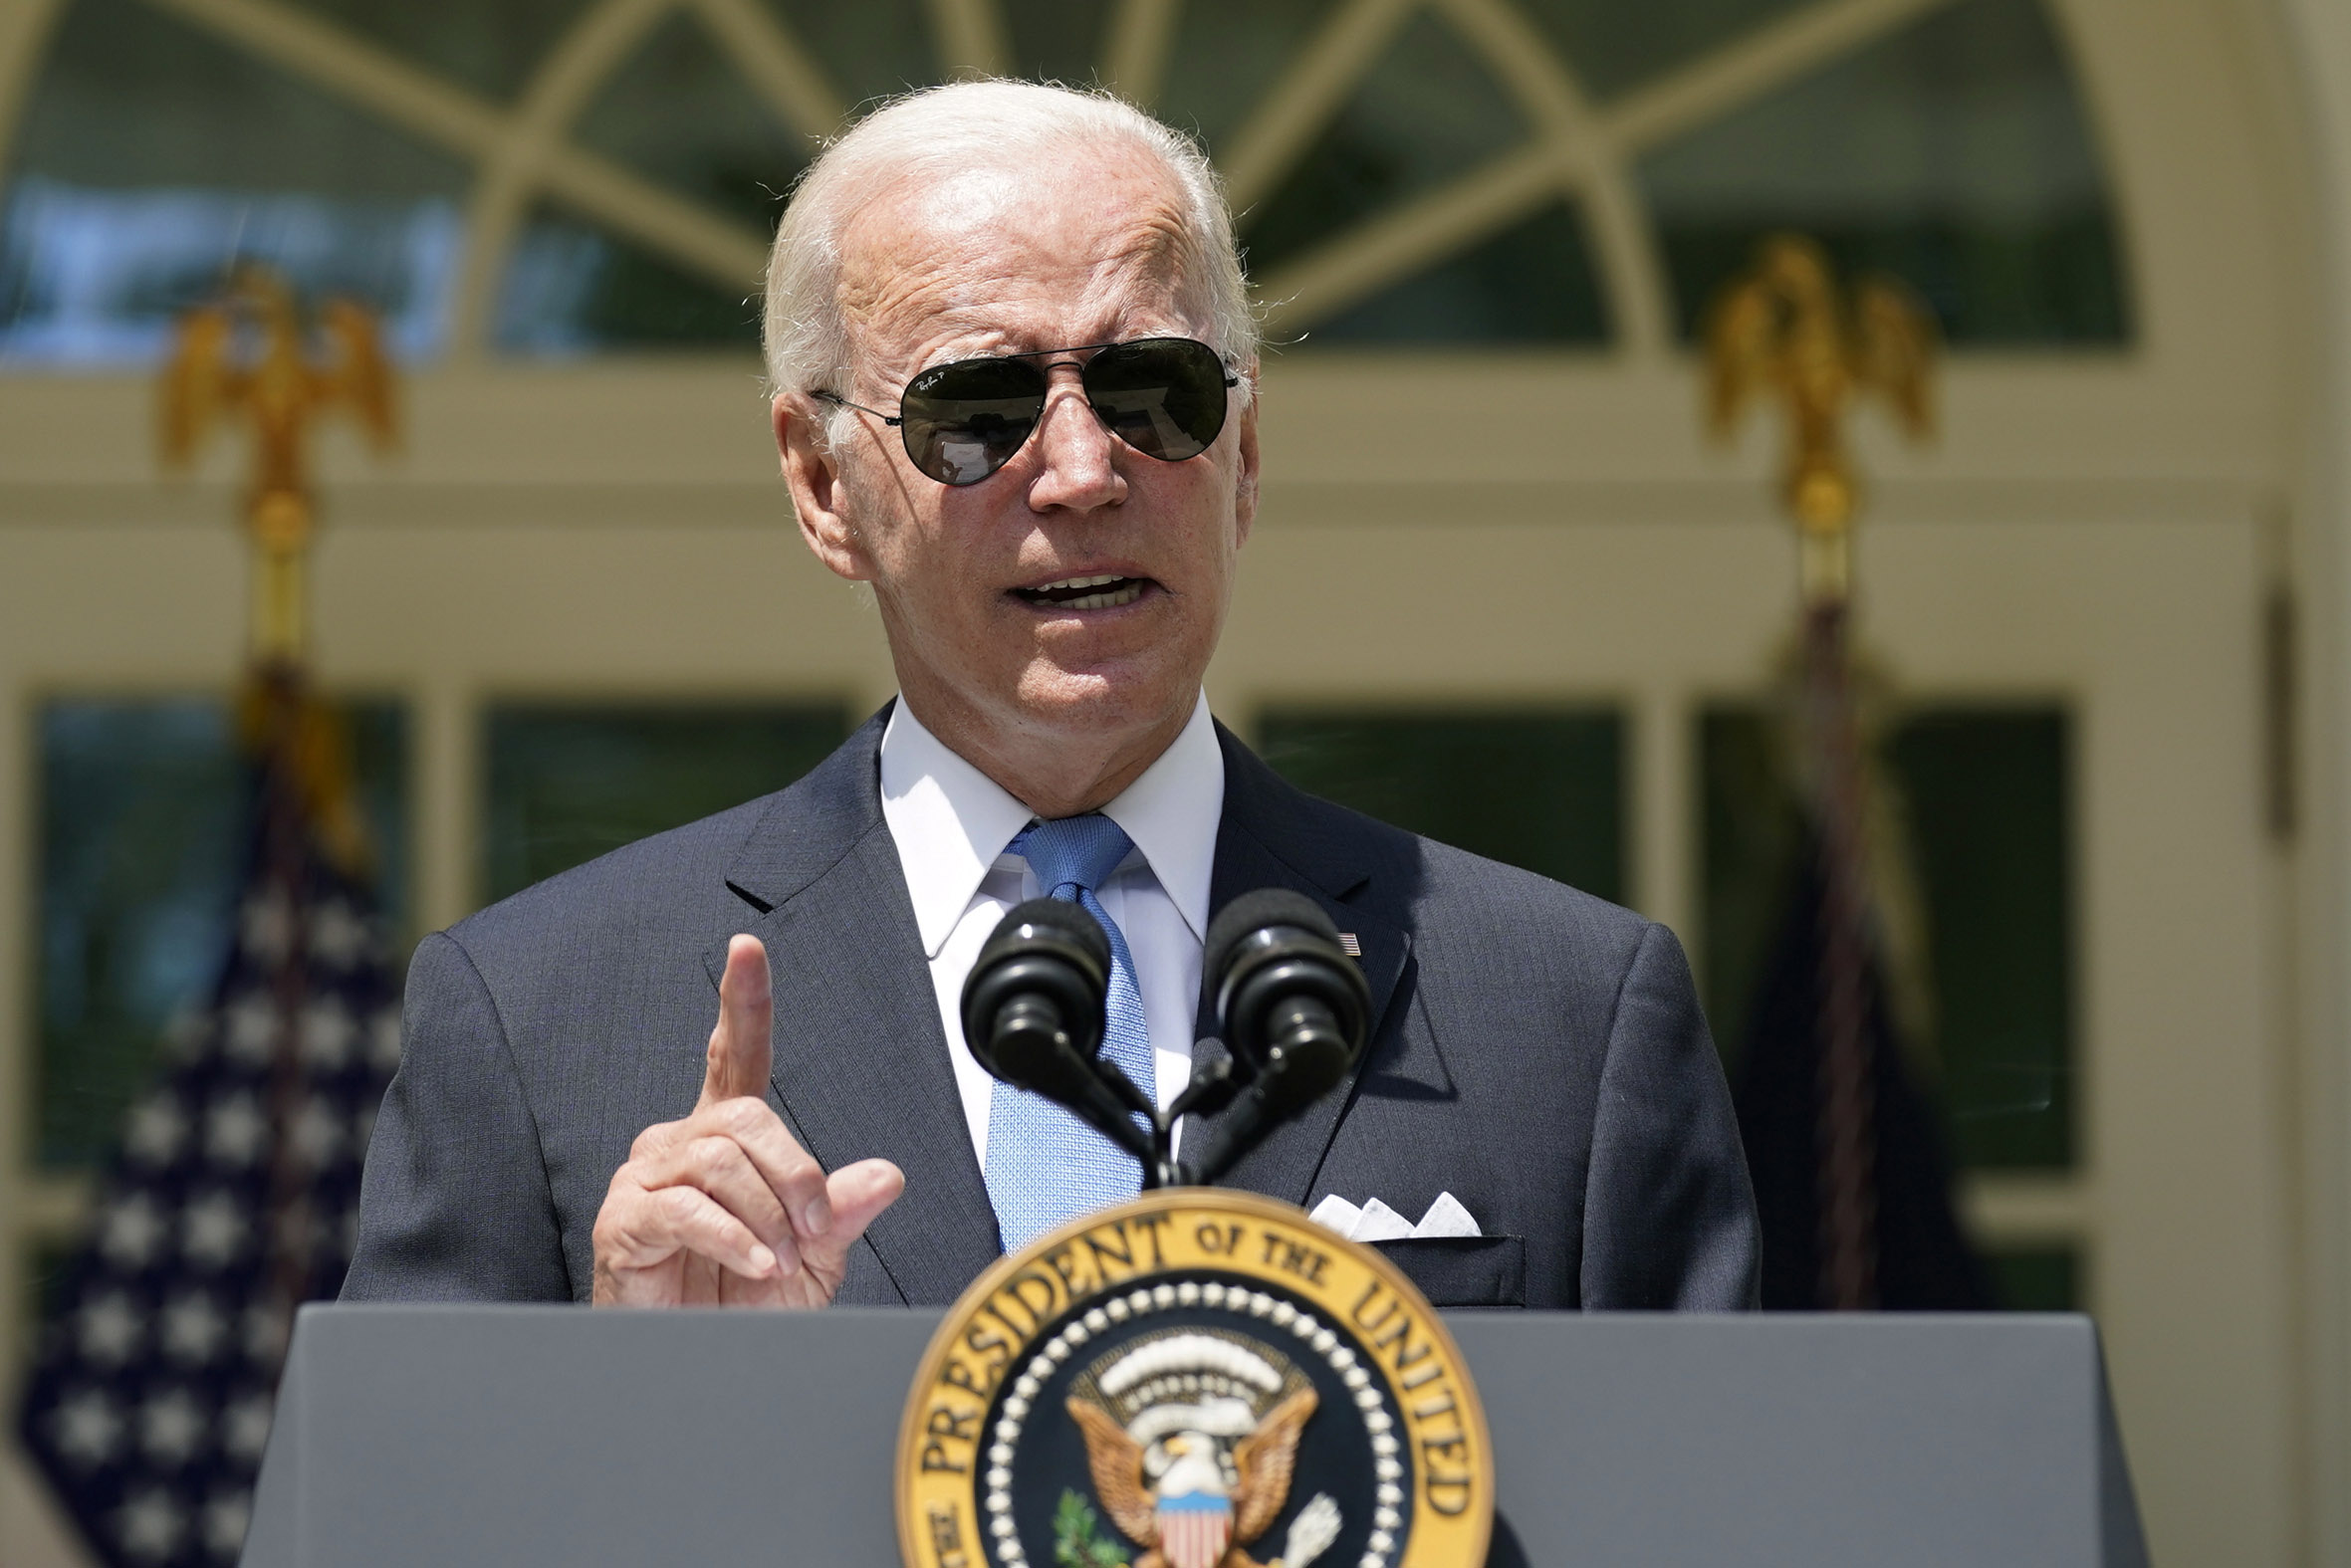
[812,336,1240,487]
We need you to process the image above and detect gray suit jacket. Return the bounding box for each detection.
[344,710,1759,1310]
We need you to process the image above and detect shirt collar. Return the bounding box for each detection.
[878,692,1224,958]
[1096,692,1222,946]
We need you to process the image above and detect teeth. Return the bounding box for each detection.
[1061,583,1145,610]
[1017,572,1147,611]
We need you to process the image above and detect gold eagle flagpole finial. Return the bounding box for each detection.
[158,262,398,665]
[1705,233,1935,603]
[157,263,398,877]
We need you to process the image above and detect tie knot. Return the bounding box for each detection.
[1010,813,1135,900]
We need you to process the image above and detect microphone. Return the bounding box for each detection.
[961,898,1156,1168]
[1181,889,1370,1187]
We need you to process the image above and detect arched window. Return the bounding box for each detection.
[0,0,2128,361]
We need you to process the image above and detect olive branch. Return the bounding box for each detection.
[1053,1489,1132,1568]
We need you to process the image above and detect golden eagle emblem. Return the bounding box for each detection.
[1704,232,1937,602]
[1065,1333,1342,1568]
[156,262,398,662]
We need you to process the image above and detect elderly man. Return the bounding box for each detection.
[343,82,1757,1312]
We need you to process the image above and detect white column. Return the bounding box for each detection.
[1632,684,1694,949]
[2269,1,2351,1561]
[415,678,479,936]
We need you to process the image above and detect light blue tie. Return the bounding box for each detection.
[983,814,1155,1252]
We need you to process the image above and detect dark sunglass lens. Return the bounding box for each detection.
[1082,338,1230,461]
[899,357,1049,485]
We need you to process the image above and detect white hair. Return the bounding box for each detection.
[761,80,1257,424]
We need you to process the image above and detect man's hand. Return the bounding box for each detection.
[592,935,904,1306]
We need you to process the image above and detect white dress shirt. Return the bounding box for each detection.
[877,693,1224,1167]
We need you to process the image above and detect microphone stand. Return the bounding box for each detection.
[1097,1046,1255,1191]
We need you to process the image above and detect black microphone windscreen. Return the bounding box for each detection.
[979,895,1111,972]
[1203,887,1338,987]
[960,897,1111,1090]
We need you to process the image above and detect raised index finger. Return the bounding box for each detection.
[698,933,774,1111]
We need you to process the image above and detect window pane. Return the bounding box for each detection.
[1004,0,1114,89]
[1697,707,1804,1076]
[1888,709,2072,1169]
[280,0,589,103]
[19,1242,77,1364]
[1256,709,1624,903]
[1638,0,2128,343]
[575,14,810,235]
[1240,13,1530,281]
[765,0,940,116]
[1300,199,1608,344]
[1519,0,1817,103]
[0,0,467,365]
[36,697,409,1171]
[1985,1243,2080,1311]
[482,704,852,902]
[494,205,760,353]
[1158,0,1337,152]
[1699,702,2074,1171]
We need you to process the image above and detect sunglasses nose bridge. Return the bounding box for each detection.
[1026,377,1127,499]
[1044,378,1123,453]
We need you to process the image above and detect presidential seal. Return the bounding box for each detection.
[898,1190,1490,1568]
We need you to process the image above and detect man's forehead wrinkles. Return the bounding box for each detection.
[829,153,1207,395]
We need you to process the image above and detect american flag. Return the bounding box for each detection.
[15,675,403,1566]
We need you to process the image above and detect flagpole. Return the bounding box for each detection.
[1707,235,1937,1310]
[165,264,398,1353]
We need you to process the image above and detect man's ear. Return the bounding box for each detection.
[775,392,873,582]
[1231,365,1262,549]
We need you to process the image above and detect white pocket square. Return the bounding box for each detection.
[1308,1190,1482,1241]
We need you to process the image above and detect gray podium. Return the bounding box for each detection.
[241,1306,2146,1567]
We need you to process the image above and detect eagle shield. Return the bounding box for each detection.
[1156,1491,1233,1568]
[1065,1331,1328,1568]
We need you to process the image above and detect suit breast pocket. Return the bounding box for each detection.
[1368,1235,1527,1308]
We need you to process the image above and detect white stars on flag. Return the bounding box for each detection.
[203,1092,268,1168]
[307,899,368,971]
[101,1193,168,1270]
[222,993,280,1068]
[160,1290,228,1366]
[53,1389,123,1467]
[77,1291,144,1366]
[291,1095,345,1165]
[124,1094,189,1168]
[242,1299,292,1367]
[138,1386,207,1467]
[118,1484,187,1562]
[201,1489,252,1560]
[301,997,354,1070]
[181,1191,249,1270]
[18,805,405,1566]
[221,1391,274,1463]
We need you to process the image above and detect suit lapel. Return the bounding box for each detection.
[708,710,1001,1304]
[1189,726,1413,1207]
[702,713,1413,1293]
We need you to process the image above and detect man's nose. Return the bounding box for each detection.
[1025,370,1124,512]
